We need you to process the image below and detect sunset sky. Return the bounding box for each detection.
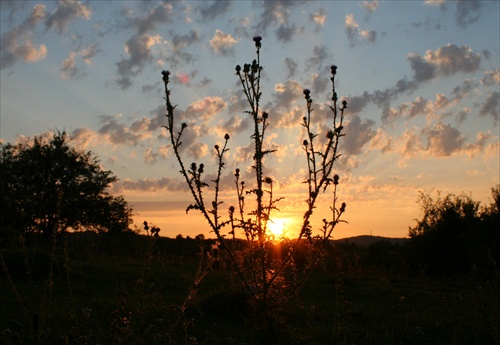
[1,0,499,239]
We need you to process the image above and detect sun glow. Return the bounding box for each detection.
[267,218,289,239]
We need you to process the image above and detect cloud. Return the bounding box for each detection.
[398,128,424,160]
[251,0,306,42]
[455,0,482,29]
[284,57,298,79]
[343,115,376,155]
[424,0,487,29]
[344,14,377,46]
[216,115,250,137]
[310,72,329,95]
[186,142,209,160]
[115,34,161,90]
[97,113,151,146]
[305,45,330,71]
[478,92,499,124]
[463,132,491,158]
[481,69,500,86]
[275,24,296,43]
[132,3,174,35]
[270,80,303,114]
[424,121,465,156]
[310,8,326,29]
[144,145,169,164]
[113,177,186,193]
[45,0,91,34]
[209,29,238,55]
[361,0,379,13]
[199,1,232,21]
[180,96,227,122]
[408,44,481,82]
[61,52,80,80]
[0,4,47,69]
[60,44,100,80]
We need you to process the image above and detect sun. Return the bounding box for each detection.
[267,218,288,238]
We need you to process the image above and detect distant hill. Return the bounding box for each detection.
[334,235,407,247]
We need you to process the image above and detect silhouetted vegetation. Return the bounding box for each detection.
[163,36,348,323]
[1,230,498,344]
[0,131,132,236]
[406,186,500,276]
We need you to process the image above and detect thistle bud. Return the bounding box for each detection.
[303,139,308,146]
[181,122,188,129]
[162,70,170,83]
[264,177,273,184]
[253,36,262,48]
[331,65,337,75]
[340,202,346,213]
[262,112,268,119]
[333,174,339,185]
[224,133,230,140]
[342,100,348,108]
[326,130,334,139]
[235,65,241,73]
[214,144,219,150]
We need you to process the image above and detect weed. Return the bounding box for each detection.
[161,37,348,322]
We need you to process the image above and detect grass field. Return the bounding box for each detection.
[1,232,498,344]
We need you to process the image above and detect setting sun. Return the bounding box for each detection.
[267,218,289,238]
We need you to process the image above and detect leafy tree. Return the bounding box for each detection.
[407,188,499,275]
[0,131,132,236]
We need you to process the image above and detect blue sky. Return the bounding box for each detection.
[1,0,499,238]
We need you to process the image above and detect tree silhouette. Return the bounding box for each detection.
[407,187,500,275]
[0,131,132,236]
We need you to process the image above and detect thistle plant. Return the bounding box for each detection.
[162,37,347,315]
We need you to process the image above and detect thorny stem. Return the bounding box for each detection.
[162,71,258,303]
[161,38,347,314]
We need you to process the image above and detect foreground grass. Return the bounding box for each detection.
[1,232,498,344]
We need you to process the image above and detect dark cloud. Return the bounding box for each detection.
[305,45,330,71]
[275,24,296,43]
[97,114,151,146]
[455,0,482,29]
[424,121,465,156]
[284,57,298,79]
[408,44,480,82]
[310,71,329,95]
[133,3,174,35]
[343,115,376,155]
[253,1,304,35]
[199,1,232,21]
[478,92,499,124]
[45,0,91,34]
[115,34,158,90]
